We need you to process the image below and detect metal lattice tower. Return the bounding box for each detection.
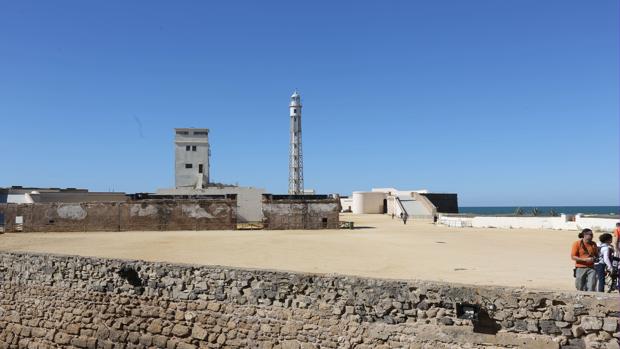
[288,90,304,195]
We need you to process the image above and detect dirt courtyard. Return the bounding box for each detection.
[0,213,586,291]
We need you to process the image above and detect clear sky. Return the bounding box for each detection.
[0,1,618,206]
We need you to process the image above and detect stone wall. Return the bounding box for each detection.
[0,252,617,349]
[262,195,340,230]
[0,198,236,232]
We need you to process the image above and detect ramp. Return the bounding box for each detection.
[396,195,436,219]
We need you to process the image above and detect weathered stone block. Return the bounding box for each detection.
[281,340,301,349]
[171,324,191,337]
[139,334,153,346]
[70,336,89,348]
[580,316,603,331]
[416,301,429,311]
[147,319,163,334]
[126,331,140,344]
[606,339,620,349]
[439,317,453,326]
[563,338,585,349]
[153,335,168,347]
[540,320,561,335]
[108,329,128,342]
[191,325,208,341]
[176,342,196,349]
[53,332,72,345]
[526,319,539,332]
[66,323,81,335]
[571,325,585,338]
[95,326,109,340]
[563,309,576,322]
[166,339,179,349]
[207,302,221,312]
[513,320,527,332]
[603,318,618,332]
[31,327,47,338]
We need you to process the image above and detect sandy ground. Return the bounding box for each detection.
[0,213,586,291]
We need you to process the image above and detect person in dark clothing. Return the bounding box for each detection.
[595,233,614,292]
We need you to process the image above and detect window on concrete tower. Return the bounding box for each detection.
[198,164,203,173]
[186,145,190,151]
[185,164,192,169]
[192,146,197,151]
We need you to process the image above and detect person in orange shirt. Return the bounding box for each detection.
[571,229,598,291]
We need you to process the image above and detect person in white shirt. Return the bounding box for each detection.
[595,233,614,292]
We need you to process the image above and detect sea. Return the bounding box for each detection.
[459,206,619,216]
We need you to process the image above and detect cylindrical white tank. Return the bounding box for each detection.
[352,191,386,214]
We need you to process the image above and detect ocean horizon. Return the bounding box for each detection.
[459,206,619,216]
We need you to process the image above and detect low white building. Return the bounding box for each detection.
[0,187,127,204]
[341,187,458,219]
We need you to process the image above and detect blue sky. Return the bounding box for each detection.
[0,1,618,206]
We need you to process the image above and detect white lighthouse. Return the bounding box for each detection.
[288,90,304,195]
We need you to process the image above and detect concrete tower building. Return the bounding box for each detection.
[174,128,210,189]
[288,91,304,195]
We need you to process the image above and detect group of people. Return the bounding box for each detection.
[571,222,620,292]
[391,212,409,224]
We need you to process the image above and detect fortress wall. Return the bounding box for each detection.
[0,252,618,349]
[262,197,340,230]
[0,199,236,232]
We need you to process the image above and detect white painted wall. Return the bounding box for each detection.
[352,191,386,214]
[7,194,34,204]
[471,216,564,229]
[438,216,474,228]
[576,216,619,232]
[438,214,618,232]
[340,198,353,212]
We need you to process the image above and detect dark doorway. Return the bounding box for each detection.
[382,199,387,214]
[198,164,204,173]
